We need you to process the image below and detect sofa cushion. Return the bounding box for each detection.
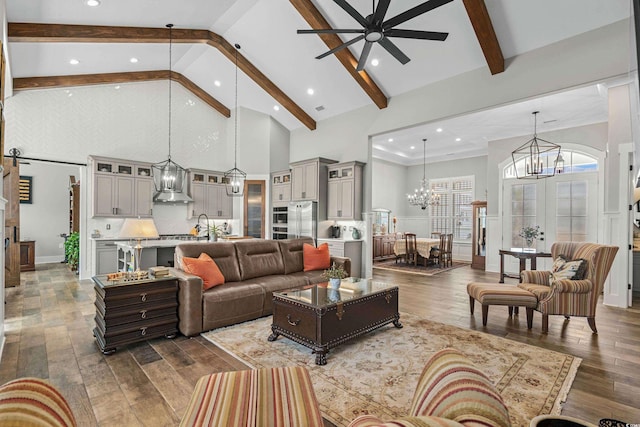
[182,253,225,290]
[303,243,330,272]
[242,274,311,314]
[202,282,265,331]
[176,242,242,283]
[235,239,285,281]
[278,237,315,274]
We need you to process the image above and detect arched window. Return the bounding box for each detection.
[504,150,598,179]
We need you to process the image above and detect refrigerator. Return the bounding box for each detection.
[287,201,317,243]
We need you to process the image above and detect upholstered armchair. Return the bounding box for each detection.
[518,242,618,334]
[348,348,511,427]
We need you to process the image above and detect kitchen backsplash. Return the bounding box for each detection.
[88,204,239,238]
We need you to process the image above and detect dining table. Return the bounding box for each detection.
[393,237,440,259]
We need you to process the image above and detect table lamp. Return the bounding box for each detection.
[118,218,160,272]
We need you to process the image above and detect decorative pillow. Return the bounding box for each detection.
[182,253,225,290]
[303,243,330,272]
[550,255,588,281]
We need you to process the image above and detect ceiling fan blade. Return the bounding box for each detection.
[333,0,369,27]
[316,34,365,60]
[298,29,364,34]
[378,38,410,65]
[356,41,374,71]
[383,0,454,30]
[385,29,449,41]
[372,0,391,26]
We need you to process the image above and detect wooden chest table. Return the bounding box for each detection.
[268,278,402,365]
[92,275,178,355]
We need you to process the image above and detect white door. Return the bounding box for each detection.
[502,172,598,274]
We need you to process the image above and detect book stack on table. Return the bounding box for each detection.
[149,266,170,278]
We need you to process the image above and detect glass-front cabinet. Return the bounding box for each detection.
[471,201,487,270]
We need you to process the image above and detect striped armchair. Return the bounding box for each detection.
[518,242,618,334]
[0,378,77,427]
[348,348,511,427]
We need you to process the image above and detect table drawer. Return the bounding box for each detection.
[96,302,177,324]
[94,322,178,349]
[96,286,177,309]
[95,314,178,338]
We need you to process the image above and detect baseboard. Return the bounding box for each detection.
[36,256,65,264]
[0,335,6,364]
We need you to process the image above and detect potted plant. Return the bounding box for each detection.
[64,232,80,272]
[323,263,347,289]
[518,225,540,249]
[208,224,223,241]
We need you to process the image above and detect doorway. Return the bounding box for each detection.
[244,180,265,238]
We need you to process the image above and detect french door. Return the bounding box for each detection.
[502,172,598,273]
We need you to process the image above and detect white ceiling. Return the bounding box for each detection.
[4,0,633,163]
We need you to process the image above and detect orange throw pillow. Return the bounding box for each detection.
[182,253,225,290]
[303,243,330,272]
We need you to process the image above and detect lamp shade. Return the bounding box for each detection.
[118,218,160,239]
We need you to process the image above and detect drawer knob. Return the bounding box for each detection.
[140,293,147,302]
[140,327,147,336]
[140,310,147,319]
[286,314,300,326]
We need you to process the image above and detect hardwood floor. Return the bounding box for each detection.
[1,263,639,426]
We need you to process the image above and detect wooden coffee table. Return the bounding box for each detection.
[268,277,402,365]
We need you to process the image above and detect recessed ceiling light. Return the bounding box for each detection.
[410,146,415,150]
[388,138,393,142]
[69,59,79,65]
[214,80,221,87]
[273,105,280,111]
[86,0,100,6]
[114,85,120,90]
[129,57,138,63]
[455,138,461,142]
[436,128,443,132]
[307,88,314,95]
[371,58,379,66]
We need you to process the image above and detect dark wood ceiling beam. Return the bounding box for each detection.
[462,0,504,75]
[13,71,231,118]
[289,0,388,109]
[8,22,315,130]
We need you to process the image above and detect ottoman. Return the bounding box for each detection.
[467,282,538,329]
[180,366,323,427]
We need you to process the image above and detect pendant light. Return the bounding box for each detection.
[152,24,192,203]
[224,43,246,197]
[511,111,562,179]
[407,138,440,210]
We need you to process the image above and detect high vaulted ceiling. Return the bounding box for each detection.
[4,0,633,161]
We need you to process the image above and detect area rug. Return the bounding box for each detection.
[373,259,469,275]
[202,313,581,427]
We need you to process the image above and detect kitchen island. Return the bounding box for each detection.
[116,239,202,272]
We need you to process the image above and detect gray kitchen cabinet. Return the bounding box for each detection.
[135,178,154,217]
[327,161,364,220]
[290,158,336,202]
[95,240,118,275]
[188,169,233,219]
[90,156,153,218]
[271,170,291,207]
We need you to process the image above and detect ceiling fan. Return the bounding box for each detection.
[297,0,454,71]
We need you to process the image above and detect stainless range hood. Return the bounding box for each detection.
[152,158,193,204]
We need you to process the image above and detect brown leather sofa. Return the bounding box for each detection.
[172,237,351,336]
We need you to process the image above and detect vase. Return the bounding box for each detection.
[525,238,535,248]
[329,278,341,289]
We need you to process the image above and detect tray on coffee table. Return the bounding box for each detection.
[268,277,402,365]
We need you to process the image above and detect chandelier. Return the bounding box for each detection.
[511,111,563,179]
[152,24,191,203]
[407,139,440,210]
[224,43,247,197]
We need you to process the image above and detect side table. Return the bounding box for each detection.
[499,249,552,283]
[92,275,178,355]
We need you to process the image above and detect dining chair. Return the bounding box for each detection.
[437,233,453,268]
[405,233,418,266]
